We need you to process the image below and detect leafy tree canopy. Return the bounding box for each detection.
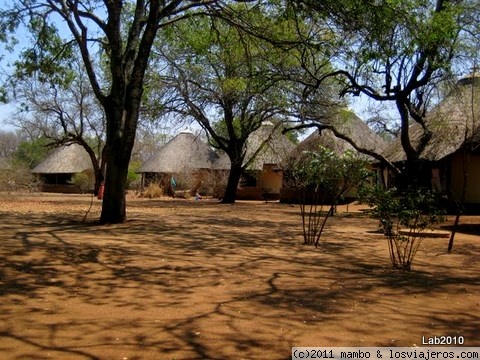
[154,5,327,202]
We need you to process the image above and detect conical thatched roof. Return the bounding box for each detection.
[383,74,480,162]
[289,109,388,162]
[32,143,93,174]
[138,129,218,173]
[245,121,297,170]
[212,121,297,171]
[212,151,231,170]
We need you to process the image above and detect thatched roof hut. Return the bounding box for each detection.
[212,121,296,171]
[245,121,296,171]
[289,109,388,162]
[32,143,93,174]
[383,74,480,163]
[138,129,218,174]
[31,143,94,193]
[376,74,480,209]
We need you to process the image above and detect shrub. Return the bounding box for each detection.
[285,146,370,247]
[69,172,94,194]
[127,159,142,191]
[140,182,164,198]
[361,186,445,271]
[0,161,40,192]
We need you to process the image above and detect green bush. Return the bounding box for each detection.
[127,159,142,191]
[286,146,370,247]
[361,186,445,271]
[69,172,94,194]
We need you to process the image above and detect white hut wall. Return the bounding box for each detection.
[170,168,211,194]
[258,164,283,195]
[187,168,211,196]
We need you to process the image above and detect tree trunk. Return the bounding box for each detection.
[99,100,137,223]
[448,148,469,253]
[100,143,129,224]
[94,169,102,196]
[222,160,243,204]
[91,154,104,196]
[401,157,423,190]
[96,146,107,195]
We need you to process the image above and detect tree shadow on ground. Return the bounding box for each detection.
[441,223,480,236]
[0,206,479,359]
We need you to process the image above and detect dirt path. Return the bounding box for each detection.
[0,193,478,359]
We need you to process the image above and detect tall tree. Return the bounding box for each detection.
[156,11,298,202]
[0,0,219,223]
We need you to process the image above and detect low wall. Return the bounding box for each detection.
[236,187,280,201]
[40,184,83,194]
[279,188,355,205]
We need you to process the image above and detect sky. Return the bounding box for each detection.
[0,104,16,131]
[0,0,76,133]
[0,0,30,132]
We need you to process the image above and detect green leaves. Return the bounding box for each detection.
[288,144,370,246]
[360,185,445,270]
[362,185,445,235]
[289,145,370,197]
[0,1,75,85]
[13,136,50,169]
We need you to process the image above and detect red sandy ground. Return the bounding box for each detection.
[0,192,478,360]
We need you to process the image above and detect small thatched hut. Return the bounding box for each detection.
[137,129,218,195]
[280,109,388,203]
[32,143,94,193]
[291,110,387,160]
[379,73,480,210]
[215,121,296,200]
[241,121,296,200]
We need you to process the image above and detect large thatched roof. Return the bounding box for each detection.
[138,130,218,173]
[383,74,480,163]
[289,109,388,162]
[212,151,231,170]
[245,121,297,170]
[32,143,93,174]
[212,121,297,171]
